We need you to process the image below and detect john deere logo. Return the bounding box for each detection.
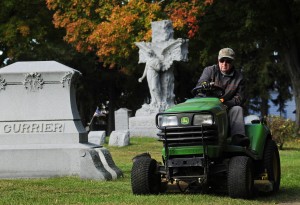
[181,117,189,125]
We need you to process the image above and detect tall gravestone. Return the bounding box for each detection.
[129,20,188,137]
[115,108,131,130]
[0,61,122,179]
[108,108,131,147]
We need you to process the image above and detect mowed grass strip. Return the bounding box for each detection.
[0,137,299,205]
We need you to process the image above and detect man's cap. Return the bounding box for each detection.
[218,48,235,60]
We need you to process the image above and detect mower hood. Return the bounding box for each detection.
[165,97,225,113]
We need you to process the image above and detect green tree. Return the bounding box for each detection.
[46,0,212,67]
[0,0,106,127]
[46,0,300,131]
[271,0,300,131]
[0,0,75,65]
[4,0,298,133]
[46,0,213,133]
[196,0,298,129]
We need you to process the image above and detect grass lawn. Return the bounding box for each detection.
[0,137,299,205]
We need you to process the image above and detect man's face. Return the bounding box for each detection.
[218,58,233,74]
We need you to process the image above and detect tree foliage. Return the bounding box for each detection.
[0,0,80,65]
[196,0,300,129]
[2,0,300,133]
[45,0,214,134]
[46,0,212,66]
[266,115,296,149]
[0,0,105,126]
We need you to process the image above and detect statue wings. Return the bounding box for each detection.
[134,42,154,64]
[161,38,189,71]
[135,38,189,71]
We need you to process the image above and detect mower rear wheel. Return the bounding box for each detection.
[228,156,254,199]
[263,139,281,194]
[131,157,161,195]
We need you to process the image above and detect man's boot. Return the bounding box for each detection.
[231,134,250,147]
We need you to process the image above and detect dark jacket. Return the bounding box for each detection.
[197,64,245,108]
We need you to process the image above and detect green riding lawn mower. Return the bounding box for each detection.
[131,84,281,199]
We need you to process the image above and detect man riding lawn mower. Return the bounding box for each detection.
[131,48,281,199]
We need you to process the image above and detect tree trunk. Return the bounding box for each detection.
[260,97,269,118]
[107,69,117,136]
[282,44,300,130]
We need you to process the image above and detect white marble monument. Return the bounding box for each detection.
[0,61,122,179]
[129,20,188,137]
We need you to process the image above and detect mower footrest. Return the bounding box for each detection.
[254,180,273,192]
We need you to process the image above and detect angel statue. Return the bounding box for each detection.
[135,20,188,114]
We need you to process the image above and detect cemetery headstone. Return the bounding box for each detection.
[109,130,130,147]
[88,131,106,145]
[0,61,122,179]
[115,108,131,130]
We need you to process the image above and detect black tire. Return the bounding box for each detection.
[131,157,161,195]
[263,139,281,193]
[228,156,254,199]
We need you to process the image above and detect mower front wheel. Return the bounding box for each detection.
[131,156,161,195]
[228,156,254,199]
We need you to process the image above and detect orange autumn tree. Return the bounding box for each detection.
[165,0,213,38]
[46,0,213,67]
[46,0,213,134]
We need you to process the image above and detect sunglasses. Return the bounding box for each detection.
[219,58,233,64]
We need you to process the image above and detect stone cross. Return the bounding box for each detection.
[135,20,188,114]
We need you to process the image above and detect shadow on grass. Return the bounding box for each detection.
[280,147,300,151]
[253,186,300,203]
[162,183,300,203]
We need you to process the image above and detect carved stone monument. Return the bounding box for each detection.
[135,20,188,113]
[0,61,122,179]
[129,20,188,137]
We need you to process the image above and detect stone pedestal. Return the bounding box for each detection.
[0,61,122,179]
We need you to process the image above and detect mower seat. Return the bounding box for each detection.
[244,115,260,124]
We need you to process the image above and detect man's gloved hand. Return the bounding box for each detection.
[201,81,211,89]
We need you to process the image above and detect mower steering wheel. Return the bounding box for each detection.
[192,83,225,98]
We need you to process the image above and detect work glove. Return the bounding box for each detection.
[200,81,211,89]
